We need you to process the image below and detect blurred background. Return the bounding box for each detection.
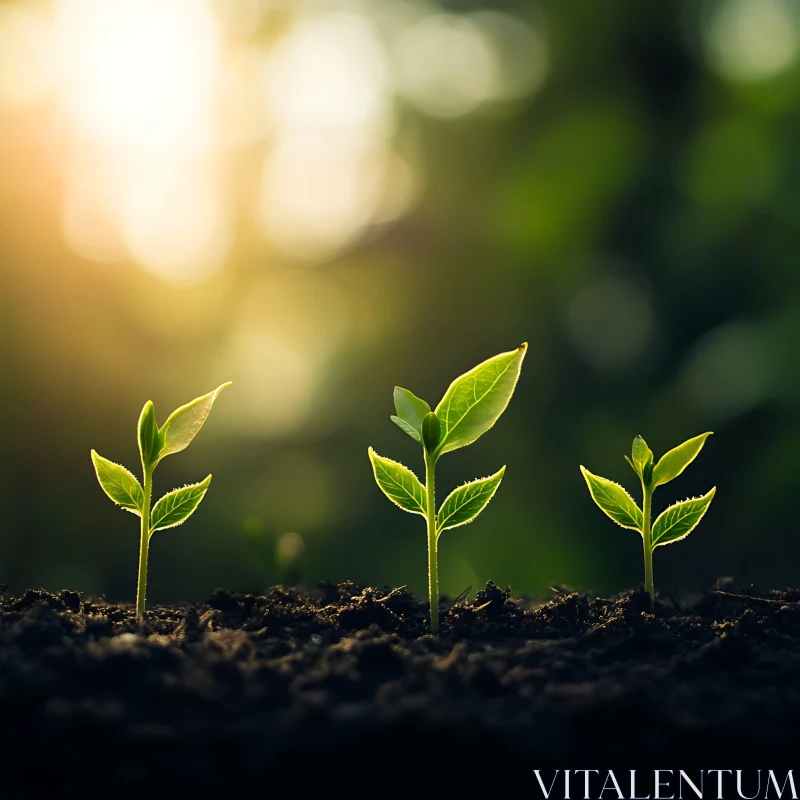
[1,0,798,603]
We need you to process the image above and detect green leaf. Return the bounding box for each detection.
[391,415,421,443]
[580,466,643,532]
[91,450,144,516]
[368,447,427,516]
[652,487,716,547]
[422,412,441,453]
[159,382,231,460]
[150,475,212,534]
[393,387,431,438]
[437,466,505,534]
[434,343,527,456]
[137,401,162,471]
[631,435,653,482]
[651,432,713,487]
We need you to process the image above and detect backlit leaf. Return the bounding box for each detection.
[150,475,212,534]
[434,344,526,455]
[368,448,427,516]
[580,466,642,532]
[437,466,505,534]
[652,432,713,487]
[91,451,144,516]
[159,383,231,460]
[652,488,716,547]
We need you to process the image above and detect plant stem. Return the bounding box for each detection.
[136,467,153,623]
[642,483,654,610]
[424,450,439,633]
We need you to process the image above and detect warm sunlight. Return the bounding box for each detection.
[56,0,218,148]
[55,0,225,282]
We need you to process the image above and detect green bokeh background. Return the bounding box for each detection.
[2,0,798,603]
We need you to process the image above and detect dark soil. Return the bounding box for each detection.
[2,579,800,796]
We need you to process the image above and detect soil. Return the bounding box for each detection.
[2,579,800,797]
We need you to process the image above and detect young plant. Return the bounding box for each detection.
[581,432,716,608]
[91,383,230,622]
[369,344,527,633]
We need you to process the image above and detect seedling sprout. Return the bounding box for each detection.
[581,433,716,609]
[369,344,526,632]
[91,383,230,621]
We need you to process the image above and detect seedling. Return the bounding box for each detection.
[91,383,230,621]
[581,433,716,609]
[369,344,526,632]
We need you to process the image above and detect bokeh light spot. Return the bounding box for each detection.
[393,13,500,118]
[567,275,654,371]
[703,0,800,82]
[468,10,548,102]
[264,12,389,133]
[681,322,777,418]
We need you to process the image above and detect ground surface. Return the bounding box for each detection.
[2,580,800,796]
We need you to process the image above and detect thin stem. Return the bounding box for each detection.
[136,467,152,624]
[424,450,439,633]
[642,483,654,610]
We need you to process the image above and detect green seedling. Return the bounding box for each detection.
[581,432,716,609]
[369,344,527,633]
[91,383,230,622]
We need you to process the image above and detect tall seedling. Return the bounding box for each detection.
[369,345,526,632]
[91,383,230,621]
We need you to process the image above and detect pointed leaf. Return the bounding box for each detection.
[368,448,426,516]
[434,343,527,455]
[652,488,716,547]
[150,475,212,534]
[391,415,421,443]
[422,412,441,454]
[580,466,643,532]
[159,382,231,460]
[91,451,144,516]
[631,435,653,482]
[393,387,431,437]
[437,466,505,534]
[651,432,713,487]
[137,401,162,471]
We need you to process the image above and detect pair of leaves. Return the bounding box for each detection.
[391,344,527,458]
[92,383,229,535]
[368,448,505,535]
[580,467,716,546]
[138,383,231,472]
[91,452,212,534]
[581,431,716,547]
[626,432,712,489]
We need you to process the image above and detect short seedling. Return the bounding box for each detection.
[369,344,526,633]
[581,433,716,609]
[91,383,230,621]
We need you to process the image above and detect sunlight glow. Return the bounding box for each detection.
[57,0,218,147]
[55,0,226,282]
[0,3,55,109]
[217,271,349,437]
[1,1,544,275]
